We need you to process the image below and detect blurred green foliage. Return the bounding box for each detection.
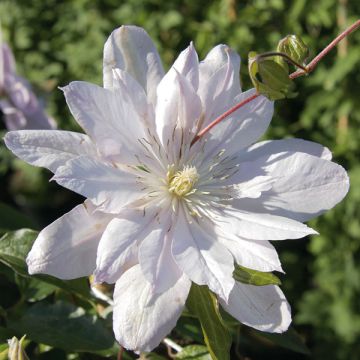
[0,0,360,359]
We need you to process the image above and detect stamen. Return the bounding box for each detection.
[168,165,199,197]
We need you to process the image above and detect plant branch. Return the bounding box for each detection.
[192,19,360,145]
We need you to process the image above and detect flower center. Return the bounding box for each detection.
[168,165,199,197]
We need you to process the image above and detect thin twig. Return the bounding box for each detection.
[192,19,360,144]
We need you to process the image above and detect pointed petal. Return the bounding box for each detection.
[4,130,97,173]
[113,265,190,352]
[53,155,142,214]
[234,151,350,222]
[139,215,182,293]
[204,90,274,158]
[61,81,149,165]
[103,25,164,105]
[173,42,199,90]
[239,138,332,162]
[155,69,202,161]
[213,208,317,241]
[172,207,234,301]
[220,283,291,333]
[94,212,148,284]
[198,45,241,128]
[219,236,283,272]
[26,201,112,279]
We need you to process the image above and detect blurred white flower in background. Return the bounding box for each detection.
[4,26,349,352]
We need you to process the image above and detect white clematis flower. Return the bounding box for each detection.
[4,26,349,352]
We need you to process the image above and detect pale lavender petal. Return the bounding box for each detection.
[94,210,155,284]
[233,151,350,222]
[4,130,98,173]
[139,213,182,293]
[62,81,149,165]
[103,25,164,106]
[172,206,234,301]
[220,283,291,333]
[113,265,190,352]
[53,155,142,214]
[27,201,112,279]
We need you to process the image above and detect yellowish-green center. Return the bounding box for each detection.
[168,165,199,197]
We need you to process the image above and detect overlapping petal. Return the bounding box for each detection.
[62,81,150,165]
[203,90,274,158]
[4,130,98,173]
[233,151,349,221]
[172,206,235,301]
[219,236,283,272]
[113,265,191,352]
[53,155,142,214]
[27,201,112,279]
[155,68,202,162]
[212,208,317,241]
[198,44,241,128]
[220,283,291,333]
[103,25,164,106]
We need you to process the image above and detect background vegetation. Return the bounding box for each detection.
[0,0,359,359]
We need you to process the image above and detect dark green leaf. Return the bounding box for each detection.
[254,327,310,355]
[186,284,231,360]
[233,264,281,286]
[176,345,211,359]
[8,301,114,352]
[0,203,36,232]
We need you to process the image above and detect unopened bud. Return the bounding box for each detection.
[7,336,29,360]
[248,52,297,101]
[277,35,309,67]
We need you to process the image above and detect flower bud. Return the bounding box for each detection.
[248,52,296,101]
[7,336,29,360]
[277,35,309,67]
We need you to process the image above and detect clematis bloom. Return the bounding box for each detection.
[4,26,349,352]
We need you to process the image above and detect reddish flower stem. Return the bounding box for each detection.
[191,19,360,146]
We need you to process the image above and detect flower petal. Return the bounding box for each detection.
[155,69,202,162]
[220,283,291,333]
[198,45,241,128]
[26,201,112,279]
[113,265,191,352]
[94,206,162,284]
[239,138,332,162]
[172,207,234,301]
[4,130,97,173]
[213,208,317,241]
[53,155,142,214]
[103,25,164,106]
[203,90,273,158]
[173,42,199,90]
[234,151,350,222]
[139,214,182,293]
[219,236,283,272]
[61,81,149,165]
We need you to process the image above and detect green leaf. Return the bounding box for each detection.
[0,230,92,299]
[233,264,281,286]
[254,327,310,355]
[186,284,231,360]
[248,53,297,100]
[176,345,211,359]
[0,229,37,275]
[0,203,36,232]
[15,276,57,302]
[8,301,114,352]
